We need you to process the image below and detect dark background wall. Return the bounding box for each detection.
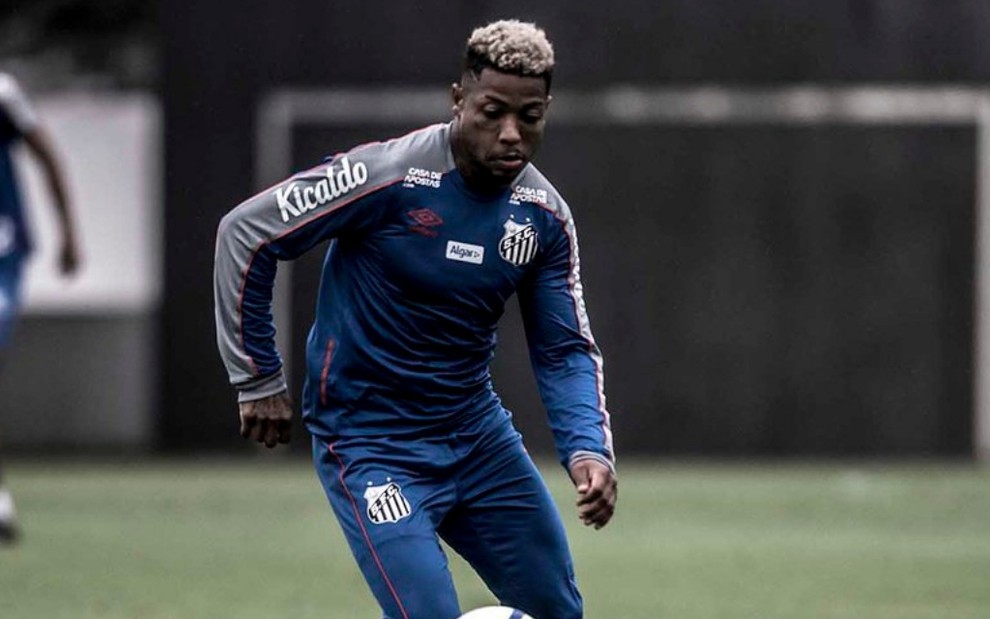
[162,1,987,455]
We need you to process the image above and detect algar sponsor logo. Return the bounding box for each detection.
[445,240,485,265]
[275,156,369,222]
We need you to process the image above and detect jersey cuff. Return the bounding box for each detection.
[567,451,616,474]
[235,371,287,403]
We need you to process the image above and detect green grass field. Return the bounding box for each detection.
[1,458,988,619]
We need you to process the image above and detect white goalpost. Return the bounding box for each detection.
[256,85,990,460]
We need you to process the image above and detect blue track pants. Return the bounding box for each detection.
[312,410,583,619]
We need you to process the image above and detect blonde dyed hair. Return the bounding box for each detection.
[464,20,555,81]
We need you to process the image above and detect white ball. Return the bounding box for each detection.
[458,606,534,619]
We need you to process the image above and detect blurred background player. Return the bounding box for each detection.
[215,20,616,619]
[0,71,81,544]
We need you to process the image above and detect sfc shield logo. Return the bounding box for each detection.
[498,216,539,266]
[363,479,412,524]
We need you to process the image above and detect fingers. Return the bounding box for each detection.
[573,465,618,530]
[262,420,280,448]
[263,416,292,448]
[578,488,612,528]
[238,393,293,448]
[62,253,78,275]
[60,243,80,276]
[249,418,266,443]
[246,417,286,448]
[239,408,256,438]
[242,416,285,448]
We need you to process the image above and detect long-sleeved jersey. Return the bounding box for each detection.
[215,122,613,469]
[0,73,39,259]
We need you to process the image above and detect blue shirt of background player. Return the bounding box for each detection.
[0,102,31,260]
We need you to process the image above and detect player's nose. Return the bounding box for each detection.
[498,117,522,145]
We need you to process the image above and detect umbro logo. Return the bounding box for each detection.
[407,208,443,237]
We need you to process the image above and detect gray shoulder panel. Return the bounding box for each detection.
[511,164,573,221]
[214,123,454,392]
[272,122,454,226]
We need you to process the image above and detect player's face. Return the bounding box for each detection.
[451,69,551,189]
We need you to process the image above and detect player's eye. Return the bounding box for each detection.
[519,106,545,123]
[482,107,502,119]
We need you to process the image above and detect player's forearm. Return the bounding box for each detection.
[213,205,284,388]
[43,163,70,215]
[548,406,615,472]
[24,128,77,239]
[525,336,615,469]
[214,154,387,392]
[535,362,615,470]
[44,166,79,246]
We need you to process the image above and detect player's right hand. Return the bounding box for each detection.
[238,391,293,448]
[59,236,80,276]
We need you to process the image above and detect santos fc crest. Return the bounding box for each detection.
[363,479,412,524]
[498,216,539,266]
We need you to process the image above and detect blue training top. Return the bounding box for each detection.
[214,123,614,470]
[0,73,38,259]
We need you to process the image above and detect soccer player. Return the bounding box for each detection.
[214,20,616,619]
[0,72,81,544]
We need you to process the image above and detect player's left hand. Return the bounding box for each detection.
[569,458,617,530]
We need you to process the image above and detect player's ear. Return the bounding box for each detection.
[451,82,464,118]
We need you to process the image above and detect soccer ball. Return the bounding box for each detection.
[458,606,534,619]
